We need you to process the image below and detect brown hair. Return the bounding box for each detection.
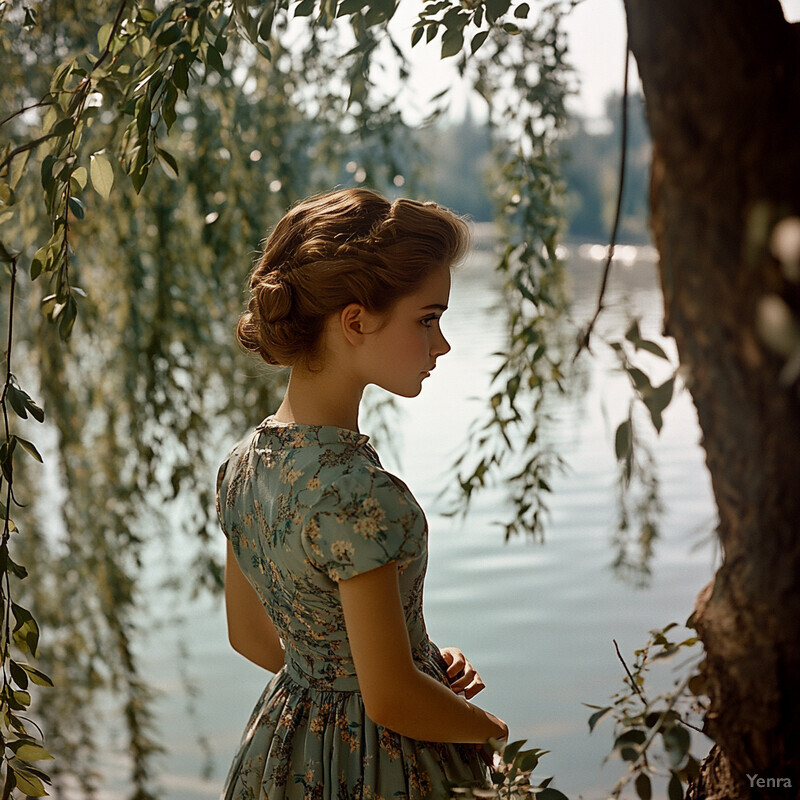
[236,187,470,368]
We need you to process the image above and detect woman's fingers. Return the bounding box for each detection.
[449,657,485,697]
[441,647,485,697]
[455,674,485,699]
[447,655,474,683]
[442,647,466,677]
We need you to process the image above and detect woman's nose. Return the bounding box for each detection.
[433,329,451,357]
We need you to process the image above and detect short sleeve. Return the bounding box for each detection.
[300,468,417,582]
[215,456,231,539]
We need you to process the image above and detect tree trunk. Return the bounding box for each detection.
[622,2,800,798]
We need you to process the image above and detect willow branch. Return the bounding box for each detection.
[94,0,130,73]
[614,637,647,704]
[0,96,55,129]
[0,132,59,173]
[572,31,630,362]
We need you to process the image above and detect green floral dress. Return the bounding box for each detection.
[215,415,492,800]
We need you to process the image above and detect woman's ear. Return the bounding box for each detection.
[339,303,383,346]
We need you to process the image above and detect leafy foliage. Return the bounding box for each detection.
[437,5,575,544]
[0,259,53,797]
[585,617,709,800]
[445,737,570,799]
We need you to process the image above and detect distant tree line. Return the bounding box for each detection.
[416,91,651,243]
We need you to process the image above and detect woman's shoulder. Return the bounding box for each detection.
[216,417,418,513]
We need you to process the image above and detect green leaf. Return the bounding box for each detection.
[8,148,31,190]
[667,772,684,800]
[536,789,569,800]
[12,603,34,627]
[614,419,632,461]
[258,6,275,38]
[156,24,182,46]
[363,0,395,25]
[625,318,641,343]
[40,154,56,190]
[8,768,48,797]
[30,255,44,279]
[12,613,40,657]
[411,26,424,47]
[67,196,85,220]
[687,673,706,697]
[7,385,29,419]
[71,166,87,190]
[130,164,149,193]
[14,688,33,707]
[501,739,526,763]
[156,147,179,179]
[59,295,78,340]
[516,749,541,771]
[163,82,178,130]
[90,154,114,199]
[136,94,151,136]
[485,0,511,23]
[6,551,27,579]
[97,22,114,52]
[51,117,75,137]
[9,660,29,689]
[15,436,43,463]
[19,663,54,687]
[338,0,369,14]
[15,743,54,762]
[294,0,315,16]
[172,58,189,92]
[440,27,464,58]
[471,30,489,53]
[614,728,646,749]
[514,2,530,17]
[636,339,669,359]
[206,45,224,75]
[587,705,612,732]
[635,772,652,800]
[626,366,653,394]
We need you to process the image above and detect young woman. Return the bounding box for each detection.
[215,187,509,799]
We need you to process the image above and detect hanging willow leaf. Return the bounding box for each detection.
[440,26,463,58]
[471,30,489,53]
[615,419,632,461]
[14,435,43,463]
[90,153,114,199]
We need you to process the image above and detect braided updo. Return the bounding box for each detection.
[236,188,470,369]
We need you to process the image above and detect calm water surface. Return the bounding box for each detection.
[99,243,719,800]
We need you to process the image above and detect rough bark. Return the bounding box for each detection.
[622,2,800,799]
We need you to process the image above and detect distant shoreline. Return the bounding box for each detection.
[468,222,657,261]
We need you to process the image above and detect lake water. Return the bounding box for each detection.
[94,241,719,799]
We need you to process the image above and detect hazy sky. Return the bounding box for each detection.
[390,0,800,123]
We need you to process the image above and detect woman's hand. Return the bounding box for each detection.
[439,646,486,700]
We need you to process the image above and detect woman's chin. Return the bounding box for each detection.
[382,383,423,399]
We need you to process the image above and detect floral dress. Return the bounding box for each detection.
[215,414,492,800]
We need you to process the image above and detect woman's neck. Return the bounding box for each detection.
[273,364,364,432]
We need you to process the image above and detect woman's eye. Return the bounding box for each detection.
[421,316,438,328]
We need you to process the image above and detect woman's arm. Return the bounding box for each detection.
[224,539,286,673]
[339,561,508,744]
